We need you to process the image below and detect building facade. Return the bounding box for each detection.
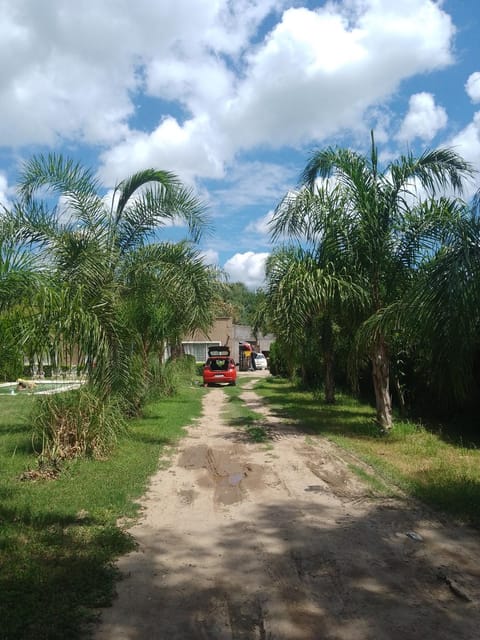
[181,317,274,365]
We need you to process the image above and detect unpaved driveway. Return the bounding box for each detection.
[94,373,480,639]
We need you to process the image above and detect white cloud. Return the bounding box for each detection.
[223,251,269,289]
[446,111,480,200]
[0,173,13,209]
[99,0,454,182]
[397,92,447,142]
[210,161,295,213]
[245,210,274,235]
[200,249,219,266]
[0,0,282,149]
[98,116,228,186]
[466,72,480,104]
[220,0,454,150]
[0,0,459,187]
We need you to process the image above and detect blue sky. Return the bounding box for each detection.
[1,0,479,289]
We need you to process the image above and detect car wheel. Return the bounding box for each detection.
[230,381,236,386]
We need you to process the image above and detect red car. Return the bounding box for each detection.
[203,346,237,386]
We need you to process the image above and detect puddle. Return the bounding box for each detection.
[229,472,244,486]
[178,445,263,506]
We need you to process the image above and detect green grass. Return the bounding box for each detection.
[347,463,392,495]
[0,385,204,640]
[223,377,269,443]
[255,377,480,526]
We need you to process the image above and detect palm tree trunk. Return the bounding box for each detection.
[393,373,406,418]
[322,316,335,404]
[371,336,392,430]
[324,350,335,404]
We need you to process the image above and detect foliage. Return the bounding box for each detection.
[31,387,128,461]
[148,354,198,401]
[268,133,475,429]
[0,315,24,381]
[263,243,365,400]
[0,153,221,458]
[215,281,262,325]
[267,340,290,377]
[8,153,211,403]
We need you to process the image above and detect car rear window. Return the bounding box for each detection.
[208,358,229,371]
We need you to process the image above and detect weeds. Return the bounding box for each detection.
[31,387,128,462]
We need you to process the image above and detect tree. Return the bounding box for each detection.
[264,244,363,402]
[121,241,222,372]
[215,282,261,325]
[272,133,474,430]
[11,154,211,400]
[366,208,480,409]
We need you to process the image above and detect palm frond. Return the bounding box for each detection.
[18,153,106,227]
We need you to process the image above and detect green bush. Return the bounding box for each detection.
[31,387,128,461]
[0,320,23,381]
[148,355,197,400]
[117,354,149,417]
[268,341,290,377]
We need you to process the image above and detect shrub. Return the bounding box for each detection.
[117,354,149,417]
[31,387,128,461]
[0,320,23,381]
[148,355,197,400]
[268,341,290,377]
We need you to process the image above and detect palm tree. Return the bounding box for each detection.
[367,208,480,407]
[121,241,222,373]
[11,153,211,399]
[272,133,474,430]
[264,244,363,402]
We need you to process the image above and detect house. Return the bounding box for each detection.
[181,317,274,368]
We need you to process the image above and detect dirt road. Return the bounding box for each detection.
[94,373,480,639]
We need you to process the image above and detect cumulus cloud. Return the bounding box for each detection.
[245,211,274,236]
[223,251,269,289]
[98,116,228,186]
[200,249,219,266]
[0,0,463,200]
[446,112,480,200]
[220,0,454,150]
[397,92,448,142]
[210,162,295,214]
[466,72,480,103]
[0,173,13,209]
[0,0,281,150]
[0,0,457,187]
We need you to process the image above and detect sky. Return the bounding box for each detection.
[0,0,479,289]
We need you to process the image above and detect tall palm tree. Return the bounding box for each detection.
[272,133,474,430]
[367,208,480,406]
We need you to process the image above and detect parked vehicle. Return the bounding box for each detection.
[254,353,268,370]
[203,346,237,386]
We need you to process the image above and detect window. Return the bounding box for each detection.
[182,342,220,362]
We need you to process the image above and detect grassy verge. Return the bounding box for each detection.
[255,377,480,526]
[0,384,204,640]
[223,377,269,443]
